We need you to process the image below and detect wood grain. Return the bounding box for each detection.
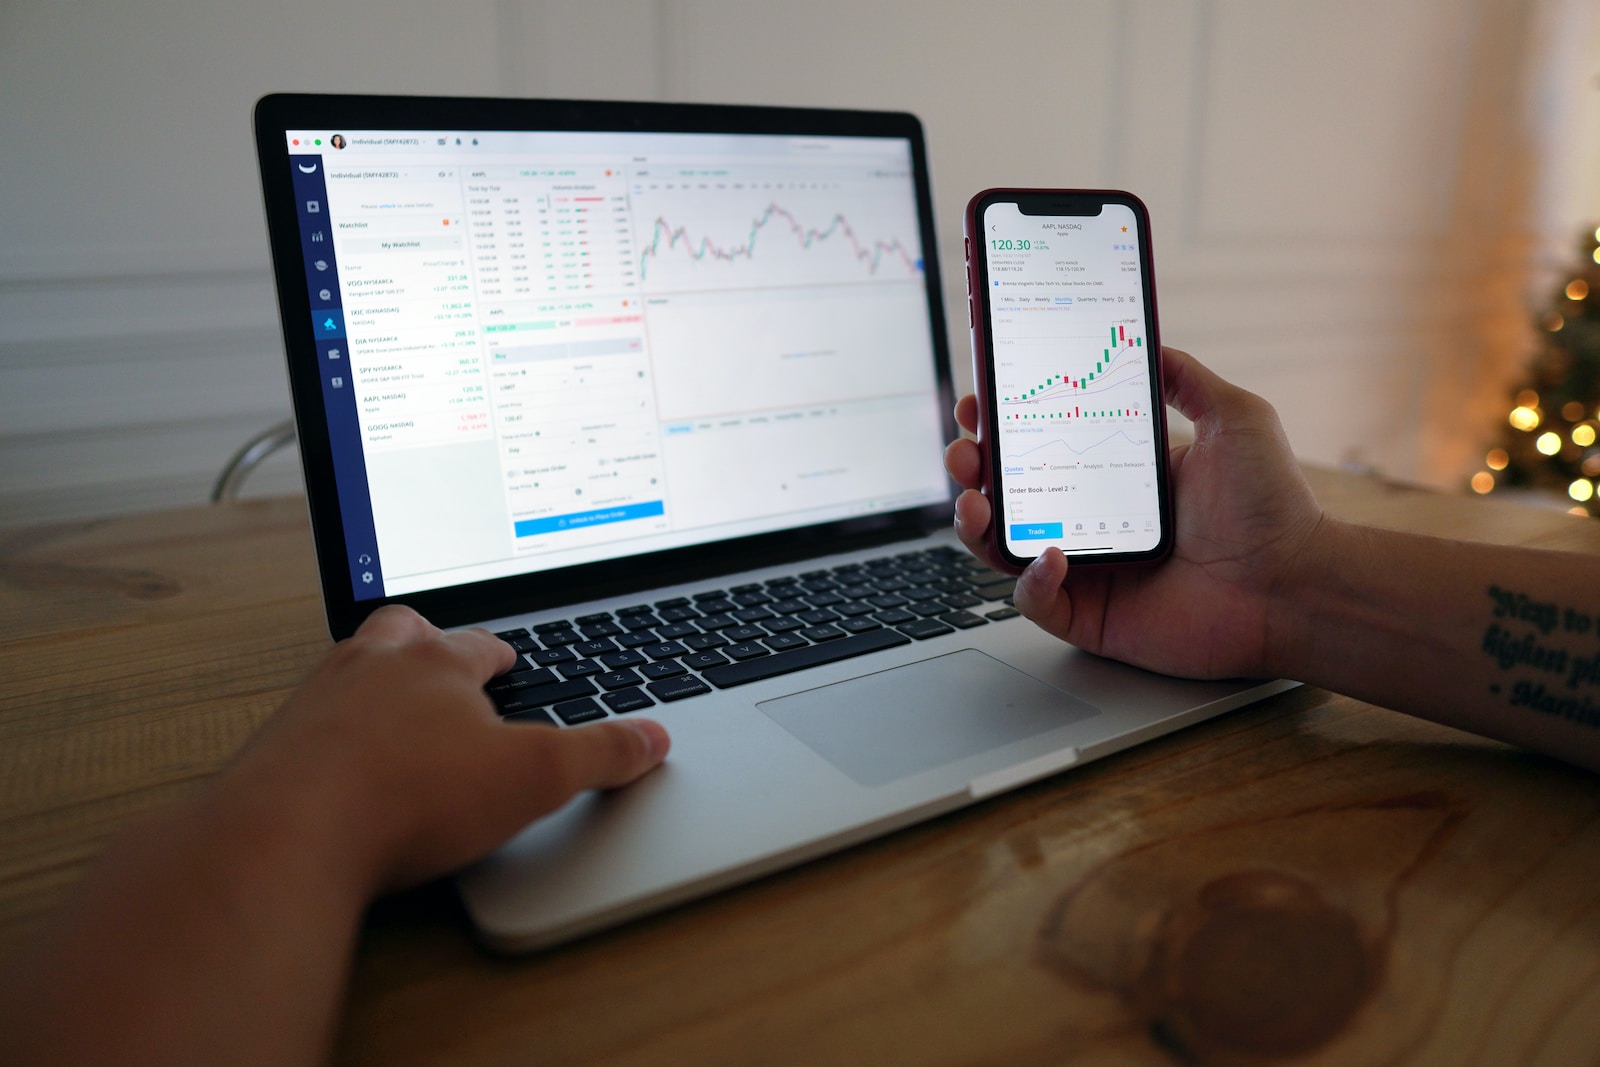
[5,470,1600,1065]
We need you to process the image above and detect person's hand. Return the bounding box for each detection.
[943,346,1326,679]
[223,605,670,894]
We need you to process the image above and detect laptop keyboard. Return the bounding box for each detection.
[485,545,1021,726]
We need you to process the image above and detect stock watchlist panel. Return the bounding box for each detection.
[284,129,948,599]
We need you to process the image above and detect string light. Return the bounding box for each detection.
[1475,224,1599,516]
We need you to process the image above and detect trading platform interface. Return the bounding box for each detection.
[980,200,1162,556]
[284,130,947,598]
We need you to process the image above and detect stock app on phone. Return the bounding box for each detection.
[980,199,1164,559]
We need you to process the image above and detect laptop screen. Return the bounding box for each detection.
[275,121,948,603]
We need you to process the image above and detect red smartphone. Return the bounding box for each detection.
[963,189,1173,571]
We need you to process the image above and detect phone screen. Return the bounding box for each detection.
[972,192,1169,564]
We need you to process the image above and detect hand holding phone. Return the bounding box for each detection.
[963,189,1173,570]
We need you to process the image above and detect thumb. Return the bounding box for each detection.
[502,718,671,819]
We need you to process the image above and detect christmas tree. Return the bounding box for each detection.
[1473,224,1600,515]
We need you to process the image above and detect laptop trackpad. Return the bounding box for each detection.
[758,649,1099,787]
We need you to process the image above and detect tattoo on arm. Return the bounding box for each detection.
[1483,585,1600,727]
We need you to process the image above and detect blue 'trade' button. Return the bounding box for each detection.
[1010,523,1063,540]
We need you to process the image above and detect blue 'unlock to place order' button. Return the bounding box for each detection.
[1010,522,1064,540]
[515,500,665,538]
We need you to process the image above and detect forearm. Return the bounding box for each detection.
[1267,517,1600,772]
[0,764,373,1066]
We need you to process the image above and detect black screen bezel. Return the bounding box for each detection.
[969,188,1173,568]
[253,93,955,639]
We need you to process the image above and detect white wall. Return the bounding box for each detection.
[1,0,1590,526]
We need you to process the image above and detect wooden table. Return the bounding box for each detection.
[4,467,1600,1065]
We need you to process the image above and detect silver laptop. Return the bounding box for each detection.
[253,93,1293,951]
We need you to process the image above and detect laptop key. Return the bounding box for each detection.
[602,688,656,714]
[762,632,809,651]
[505,654,543,674]
[600,649,647,669]
[502,706,556,726]
[596,668,644,691]
[724,641,770,661]
[764,615,805,633]
[559,659,604,678]
[940,592,983,610]
[539,630,582,647]
[530,647,577,666]
[975,579,1018,600]
[575,638,618,657]
[683,650,730,670]
[553,697,608,725]
[696,612,738,630]
[489,666,555,692]
[496,677,599,711]
[494,627,532,640]
[798,608,839,625]
[639,660,687,680]
[657,605,701,622]
[617,630,657,648]
[500,635,539,654]
[839,617,883,634]
[655,621,699,639]
[872,608,917,625]
[683,632,728,651]
[938,611,988,630]
[701,627,911,688]
[575,612,614,626]
[533,619,577,633]
[642,640,689,660]
[646,675,713,702]
[799,624,845,642]
[724,624,767,642]
[985,606,1022,621]
[898,618,955,640]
